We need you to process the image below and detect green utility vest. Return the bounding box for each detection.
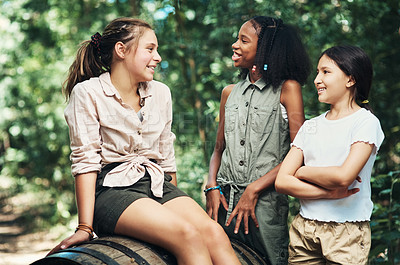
[217,76,290,265]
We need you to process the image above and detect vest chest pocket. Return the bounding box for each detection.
[250,106,277,134]
[224,104,239,132]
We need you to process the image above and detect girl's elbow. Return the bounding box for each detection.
[275,176,286,194]
[336,177,357,188]
[275,185,284,194]
[334,170,358,188]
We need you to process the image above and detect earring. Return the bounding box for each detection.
[263,64,268,71]
[252,65,257,73]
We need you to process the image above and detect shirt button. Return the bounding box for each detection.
[245,102,249,107]
[138,130,142,135]
[239,160,244,166]
[240,140,245,146]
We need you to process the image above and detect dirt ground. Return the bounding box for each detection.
[0,180,73,265]
[0,200,64,265]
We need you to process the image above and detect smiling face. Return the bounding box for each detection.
[125,29,162,82]
[314,54,355,105]
[231,21,258,69]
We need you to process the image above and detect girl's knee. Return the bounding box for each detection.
[168,221,213,264]
[175,221,203,245]
[202,220,229,244]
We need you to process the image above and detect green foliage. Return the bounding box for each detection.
[1,0,399,262]
[175,142,208,205]
[370,170,400,264]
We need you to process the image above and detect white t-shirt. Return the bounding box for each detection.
[292,108,384,222]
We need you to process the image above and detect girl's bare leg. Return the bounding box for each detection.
[164,197,241,265]
[115,198,213,265]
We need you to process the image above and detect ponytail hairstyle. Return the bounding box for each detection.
[239,16,311,90]
[321,45,373,111]
[63,17,152,100]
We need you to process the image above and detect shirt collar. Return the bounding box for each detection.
[99,72,117,97]
[138,82,152,100]
[242,74,268,94]
[99,72,152,100]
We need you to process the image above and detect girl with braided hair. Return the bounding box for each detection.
[48,17,241,265]
[206,16,311,265]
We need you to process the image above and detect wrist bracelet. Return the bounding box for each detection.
[204,185,223,195]
[77,223,93,231]
[75,223,94,239]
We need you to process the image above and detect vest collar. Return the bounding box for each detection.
[242,74,268,94]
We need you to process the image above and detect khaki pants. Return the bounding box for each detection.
[288,214,370,265]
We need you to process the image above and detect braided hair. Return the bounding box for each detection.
[239,16,311,90]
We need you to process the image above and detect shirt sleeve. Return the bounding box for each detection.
[291,120,308,151]
[64,84,102,176]
[156,85,177,172]
[351,114,385,154]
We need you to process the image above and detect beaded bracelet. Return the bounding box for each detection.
[75,223,94,239]
[203,185,223,195]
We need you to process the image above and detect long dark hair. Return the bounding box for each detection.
[321,45,373,110]
[63,17,152,100]
[239,16,311,90]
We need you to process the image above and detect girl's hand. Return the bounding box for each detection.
[327,186,360,199]
[226,184,259,235]
[328,175,362,199]
[46,230,91,256]
[206,189,228,222]
[206,188,228,222]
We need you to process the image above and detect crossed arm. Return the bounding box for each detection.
[275,142,374,200]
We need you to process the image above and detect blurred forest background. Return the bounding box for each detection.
[0,0,399,263]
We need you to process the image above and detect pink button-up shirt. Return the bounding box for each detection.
[64,72,176,197]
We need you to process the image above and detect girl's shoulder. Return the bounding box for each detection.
[358,108,380,120]
[351,108,385,152]
[298,112,328,132]
[222,84,235,96]
[147,80,172,102]
[148,80,171,94]
[305,112,328,123]
[281,79,301,90]
[71,76,102,98]
[354,108,383,130]
[148,79,170,91]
